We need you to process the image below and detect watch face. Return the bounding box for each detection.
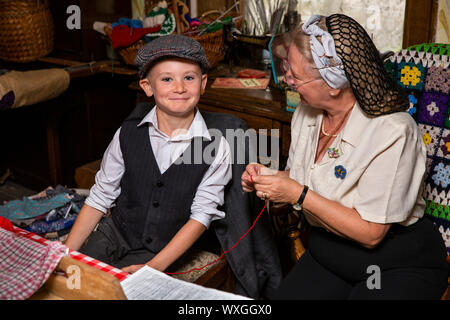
[293,203,302,211]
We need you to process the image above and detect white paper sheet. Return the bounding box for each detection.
[120,266,252,300]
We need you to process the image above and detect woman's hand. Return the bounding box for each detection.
[252,174,303,204]
[241,163,268,192]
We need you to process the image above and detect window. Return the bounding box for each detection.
[295,0,407,52]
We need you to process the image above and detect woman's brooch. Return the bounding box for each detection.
[334,165,347,179]
[327,147,341,158]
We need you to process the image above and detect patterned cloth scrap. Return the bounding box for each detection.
[384,44,450,254]
[0,193,72,221]
[0,227,67,300]
[3,185,87,238]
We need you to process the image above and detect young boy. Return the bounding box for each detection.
[65,35,232,274]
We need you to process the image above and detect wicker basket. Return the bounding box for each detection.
[104,11,242,69]
[0,0,54,63]
[191,28,227,69]
[192,10,241,68]
[104,24,146,66]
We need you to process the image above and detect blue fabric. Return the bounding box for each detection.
[0,193,71,220]
[24,214,78,234]
[112,18,143,29]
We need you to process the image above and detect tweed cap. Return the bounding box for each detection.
[135,34,210,79]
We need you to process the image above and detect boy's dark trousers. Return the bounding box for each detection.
[79,216,155,269]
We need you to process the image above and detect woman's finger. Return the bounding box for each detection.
[241,172,255,190]
[242,181,254,192]
[246,163,261,176]
[253,174,277,185]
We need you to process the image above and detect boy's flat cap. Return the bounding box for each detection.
[135,34,210,79]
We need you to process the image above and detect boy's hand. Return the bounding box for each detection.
[122,264,145,274]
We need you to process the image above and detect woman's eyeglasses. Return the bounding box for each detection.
[280,59,319,90]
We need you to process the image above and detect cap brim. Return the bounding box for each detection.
[138,53,210,79]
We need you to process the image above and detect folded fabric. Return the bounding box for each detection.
[0,69,70,109]
[0,227,67,300]
[0,90,14,110]
[143,0,167,28]
[185,15,201,27]
[0,193,72,221]
[146,1,168,18]
[41,226,72,241]
[7,186,86,231]
[142,15,164,29]
[112,17,143,29]
[93,21,109,36]
[144,14,176,39]
[10,213,47,228]
[111,24,162,49]
[0,216,13,232]
[25,213,78,235]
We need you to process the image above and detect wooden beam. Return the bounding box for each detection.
[403,0,439,48]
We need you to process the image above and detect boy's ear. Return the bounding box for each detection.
[201,74,207,95]
[139,78,154,97]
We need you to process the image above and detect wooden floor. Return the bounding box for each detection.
[0,180,37,203]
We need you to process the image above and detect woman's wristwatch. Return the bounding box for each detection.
[292,185,309,211]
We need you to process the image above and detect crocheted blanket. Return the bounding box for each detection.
[385,44,450,254]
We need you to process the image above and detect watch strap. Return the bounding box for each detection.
[293,185,309,210]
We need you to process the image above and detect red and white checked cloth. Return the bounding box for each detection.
[0,227,67,300]
[12,226,129,282]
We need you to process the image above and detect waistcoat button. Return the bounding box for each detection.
[156,180,163,187]
[153,200,160,208]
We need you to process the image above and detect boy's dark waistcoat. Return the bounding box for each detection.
[111,106,217,253]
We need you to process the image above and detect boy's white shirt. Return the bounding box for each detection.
[85,106,232,229]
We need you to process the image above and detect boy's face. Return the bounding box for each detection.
[139,58,207,118]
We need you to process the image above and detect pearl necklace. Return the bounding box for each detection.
[320,106,354,138]
[321,123,338,137]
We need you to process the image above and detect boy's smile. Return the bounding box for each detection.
[139,58,207,119]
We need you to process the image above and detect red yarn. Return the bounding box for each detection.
[165,201,268,275]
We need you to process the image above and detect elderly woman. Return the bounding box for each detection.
[242,14,448,299]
